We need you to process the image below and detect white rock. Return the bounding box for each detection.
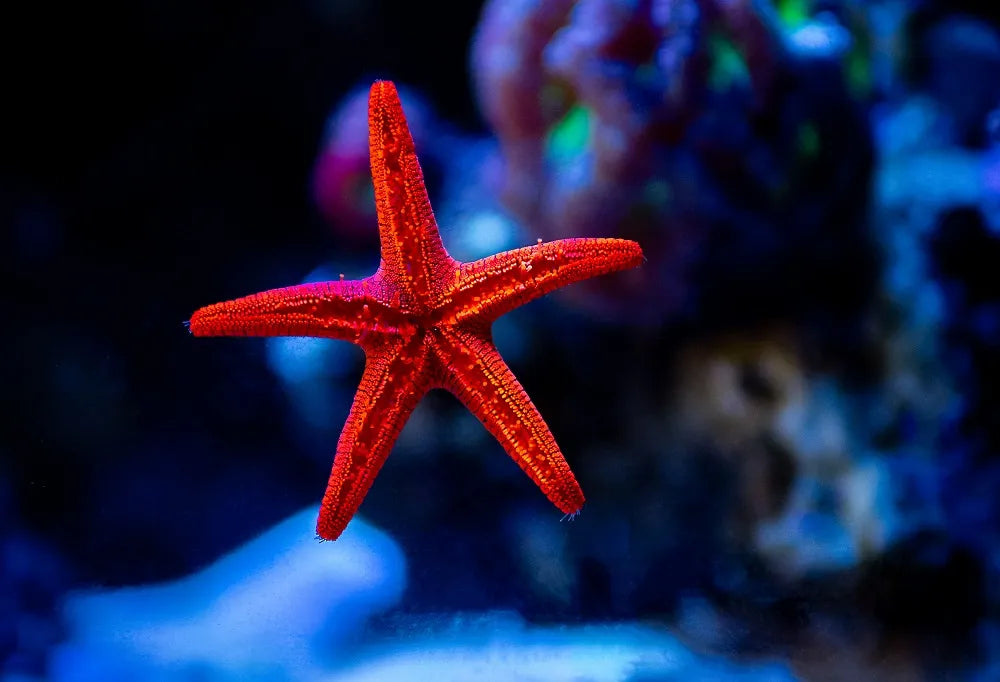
[51,508,406,682]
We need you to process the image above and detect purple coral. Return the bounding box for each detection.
[471,0,872,324]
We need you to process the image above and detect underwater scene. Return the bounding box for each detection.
[5,0,1000,680]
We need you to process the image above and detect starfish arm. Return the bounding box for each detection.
[188,278,404,342]
[317,336,431,540]
[444,237,644,324]
[433,326,585,515]
[368,80,455,310]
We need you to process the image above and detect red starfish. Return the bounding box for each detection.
[190,81,643,540]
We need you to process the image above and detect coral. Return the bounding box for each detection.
[868,21,1000,599]
[470,0,875,323]
[910,13,1000,147]
[666,328,936,579]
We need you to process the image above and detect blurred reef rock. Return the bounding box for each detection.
[331,612,796,682]
[50,509,406,682]
[470,0,876,323]
[47,509,798,682]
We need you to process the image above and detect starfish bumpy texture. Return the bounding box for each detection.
[189,81,644,540]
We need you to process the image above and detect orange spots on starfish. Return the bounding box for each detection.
[444,238,644,325]
[432,326,584,515]
[318,336,432,540]
[189,80,643,540]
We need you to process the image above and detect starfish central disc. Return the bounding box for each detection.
[189,80,644,540]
